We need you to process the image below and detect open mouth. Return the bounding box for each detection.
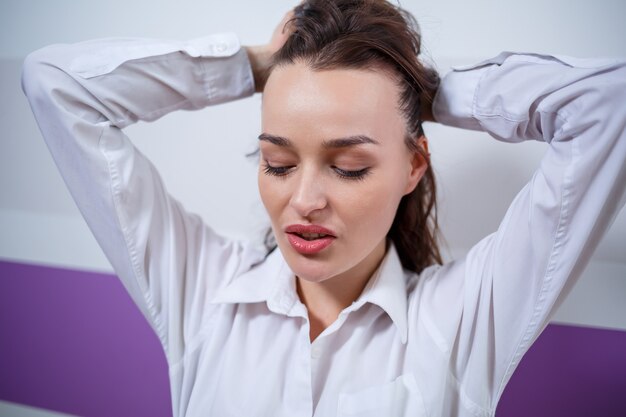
[290,232,331,241]
[286,233,335,255]
[284,225,337,255]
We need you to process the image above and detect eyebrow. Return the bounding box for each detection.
[258,133,379,149]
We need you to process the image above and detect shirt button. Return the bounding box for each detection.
[311,346,322,359]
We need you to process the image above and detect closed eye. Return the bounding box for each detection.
[332,166,371,181]
[262,162,371,181]
[262,162,294,177]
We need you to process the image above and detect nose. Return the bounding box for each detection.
[289,166,328,218]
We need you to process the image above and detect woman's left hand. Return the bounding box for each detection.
[245,8,295,93]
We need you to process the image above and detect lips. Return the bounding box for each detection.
[285,224,336,238]
[284,224,336,255]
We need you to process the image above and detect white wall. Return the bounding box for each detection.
[1,0,625,329]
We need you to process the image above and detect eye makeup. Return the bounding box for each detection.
[262,162,294,178]
[262,161,371,181]
[332,166,371,181]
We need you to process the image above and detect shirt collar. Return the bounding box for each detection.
[352,242,409,343]
[210,246,291,306]
[210,241,410,343]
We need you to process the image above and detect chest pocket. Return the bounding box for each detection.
[337,373,428,417]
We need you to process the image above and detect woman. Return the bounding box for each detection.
[21,0,625,416]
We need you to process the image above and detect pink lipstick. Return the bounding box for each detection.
[285,224,336,255]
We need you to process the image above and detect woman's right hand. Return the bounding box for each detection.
[245,8,295,93]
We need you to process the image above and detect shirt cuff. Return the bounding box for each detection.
[432,61,491,131]
[200,42,255,105]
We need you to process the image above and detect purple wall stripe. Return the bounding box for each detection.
[497,322,626,416]
[0,260,171,417]
[1,260,625,417]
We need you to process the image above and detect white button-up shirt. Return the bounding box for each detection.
[22,33,626,417]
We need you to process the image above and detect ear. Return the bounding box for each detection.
[403,135,429,195]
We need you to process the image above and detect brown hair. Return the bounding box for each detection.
[264,0,442,273]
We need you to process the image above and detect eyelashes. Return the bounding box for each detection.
[262,164,293,177]
[262,162,370,181]
[333,167,370,180]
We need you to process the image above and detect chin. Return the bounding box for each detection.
[278,244,339,283]
[289,257,337,283]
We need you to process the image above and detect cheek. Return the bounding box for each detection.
[335,175,404,234]
[258,173,273,212]
[258,172,286,221]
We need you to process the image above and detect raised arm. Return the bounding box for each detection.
[21,33,263,364]
[419,52,626,413]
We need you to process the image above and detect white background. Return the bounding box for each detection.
[1,0,625,330]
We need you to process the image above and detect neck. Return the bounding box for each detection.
[296,239,388,341]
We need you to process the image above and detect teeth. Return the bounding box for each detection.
[299,233,327,240]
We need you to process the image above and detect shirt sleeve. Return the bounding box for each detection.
[21,33,264,365]
[428,52,626,412]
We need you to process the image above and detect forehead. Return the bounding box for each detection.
[262,62,406,146]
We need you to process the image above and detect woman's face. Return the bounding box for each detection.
[259,62,427,284]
